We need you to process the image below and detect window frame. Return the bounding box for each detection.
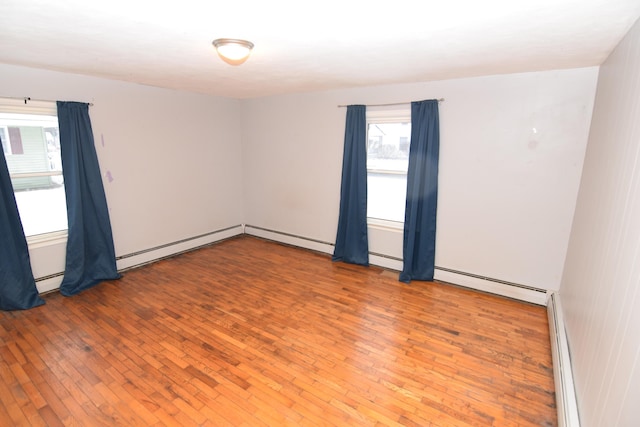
[0,98,68,246]
[0,125,11,155]
[366,108,411,230]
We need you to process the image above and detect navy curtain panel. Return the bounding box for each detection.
[57,101,120,296]
[400,100,440,283]
[332,105,369,265]
[0,149,45,310]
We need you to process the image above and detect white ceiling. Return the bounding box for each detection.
[2,0,640,99]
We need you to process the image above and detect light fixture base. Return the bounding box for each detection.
[212,38,254,66]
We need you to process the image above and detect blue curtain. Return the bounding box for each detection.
[400,100,440,283]
[57,101,120,296]
[332,105,369,265]
[0,148,45,310]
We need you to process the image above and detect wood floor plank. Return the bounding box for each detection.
[0,236,556,426]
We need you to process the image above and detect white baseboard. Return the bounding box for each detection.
[369,253,403,271]
[243,225,549,306]
[36,275,64,294]
[244,225,405,272]
[244,225,335,255]
[35,225,244,294]
[435,269,549,306]
[39,222,549,308]
[116,225,244,271]
[547,292,581,427]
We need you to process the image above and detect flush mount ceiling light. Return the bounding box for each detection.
[212,38,254,66]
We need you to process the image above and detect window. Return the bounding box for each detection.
[0,99,67,241]
[0,126,10,155]
[366,110,411,227]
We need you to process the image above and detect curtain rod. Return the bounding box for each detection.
[3,96,94,106]
[337,98,444,108]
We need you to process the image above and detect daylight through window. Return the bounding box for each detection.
[0,99,67,239]
[366,111,411,226]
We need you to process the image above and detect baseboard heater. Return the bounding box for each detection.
[37,224,548,305]
[115,224,242,264]
[35,224,244,293]
[243,224,549,305]
[547,293,581,427]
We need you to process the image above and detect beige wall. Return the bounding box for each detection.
[0,63,245,292]
[0,62,600,300]
[242,68,598,292]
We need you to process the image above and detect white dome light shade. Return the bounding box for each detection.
[212,38,254,66]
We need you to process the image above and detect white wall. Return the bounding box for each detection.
[0,63,599,298]
[242,68,598,292]
[0,64,245,292]
[559,17,640,426]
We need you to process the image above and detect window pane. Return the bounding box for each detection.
[367,172,407,222]
[367,122,410,172]
[0,111,67,238]
[8,127,24,154]
[367,121,410,223]
[12,176,67,237]
[1,127,10,154]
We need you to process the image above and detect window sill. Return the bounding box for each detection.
[27,230,68,249]
[367,218,404,232]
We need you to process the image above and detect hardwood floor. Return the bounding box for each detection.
[0,236,556,426]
